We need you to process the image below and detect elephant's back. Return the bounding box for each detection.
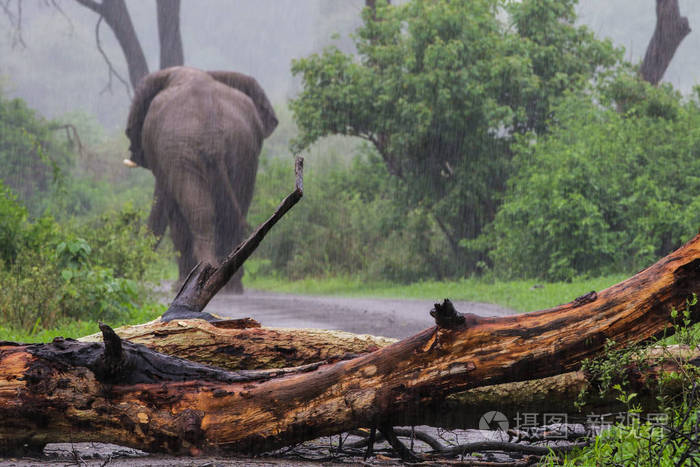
[142,73,264,171]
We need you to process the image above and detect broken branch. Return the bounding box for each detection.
[163,156,304,321]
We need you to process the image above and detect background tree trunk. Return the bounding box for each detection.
[640,0,691,85]
[156,0,184,69]
[75,0,186,89]
[75,0,150,88]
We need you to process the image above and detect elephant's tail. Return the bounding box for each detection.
[214,157,250,238]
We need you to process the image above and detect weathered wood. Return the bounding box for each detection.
[0,233,697,454]
[163,156,303,322]
[425,345,700,429]
[80,318,397,370]
[79,318,699,427]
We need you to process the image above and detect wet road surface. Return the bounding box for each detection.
[203,289,516,339]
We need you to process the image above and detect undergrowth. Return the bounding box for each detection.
[244,269,626,313]
[542,295,700,466]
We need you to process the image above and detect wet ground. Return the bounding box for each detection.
[203,289,515,339]
[2,428,532,466]
[1,290,522,466]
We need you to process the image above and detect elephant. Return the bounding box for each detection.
[124,66,278,293]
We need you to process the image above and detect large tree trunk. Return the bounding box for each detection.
[75,0,150,88]
[0,233,697,454]
[85,319,698,429]
[640,0,691,85]
[156,0,184,69]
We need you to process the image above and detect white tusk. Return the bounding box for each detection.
[123,159,139,168]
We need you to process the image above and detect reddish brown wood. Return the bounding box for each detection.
[0,233,697,454]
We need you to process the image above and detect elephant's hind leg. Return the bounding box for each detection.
[165,160,219,273]
[168,204,197,282]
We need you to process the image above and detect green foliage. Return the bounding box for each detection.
[0,182,27,266]
[0,185,162,331]
[248,152,455,282]
[291,0,621,274]
[0,89,155,222]
[0,91,166,335]
[486,78,700,280]
[554,297,700,466]
[73,203,161,279]
[0,93,72,216]
[668,295,699,347]
[575,339,646,410]
[0,302,166,343]
[545,412,699,466]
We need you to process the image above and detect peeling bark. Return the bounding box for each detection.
[0,233,697,454]
[79,321,699,429]
[79,318,397,370]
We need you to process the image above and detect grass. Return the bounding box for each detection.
[0,270,656,343]
[1,273,628,343]
[244,273,629,313]
[0,302,165,343]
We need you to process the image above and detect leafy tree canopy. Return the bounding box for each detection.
[290,0,621,272]
[486,76,700,280]
[0,92,73,215]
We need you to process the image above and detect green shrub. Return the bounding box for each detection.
[248,150,455,282]
[0,94,164,333]
[484,78,700,281]
[71,202,161,279]
[0,181,27,266]
[0,186,161,331]
[0,94,73,216]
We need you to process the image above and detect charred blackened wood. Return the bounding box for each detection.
[572,291,597,307]
[430,298,485,329]
[27,324,320,387]
[430,299,465,328]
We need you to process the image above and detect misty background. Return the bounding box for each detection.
[1,0,700,294]
[2,0,700,133]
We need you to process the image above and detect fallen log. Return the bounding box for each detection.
[427,344,700,429]
[79,318,698,428]
[0,233,697,454]
[79,318,397,370]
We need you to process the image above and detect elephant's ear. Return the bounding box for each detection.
[125,68,174,168]
[208,71,279,138]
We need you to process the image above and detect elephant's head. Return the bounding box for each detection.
[125,67,278,168]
